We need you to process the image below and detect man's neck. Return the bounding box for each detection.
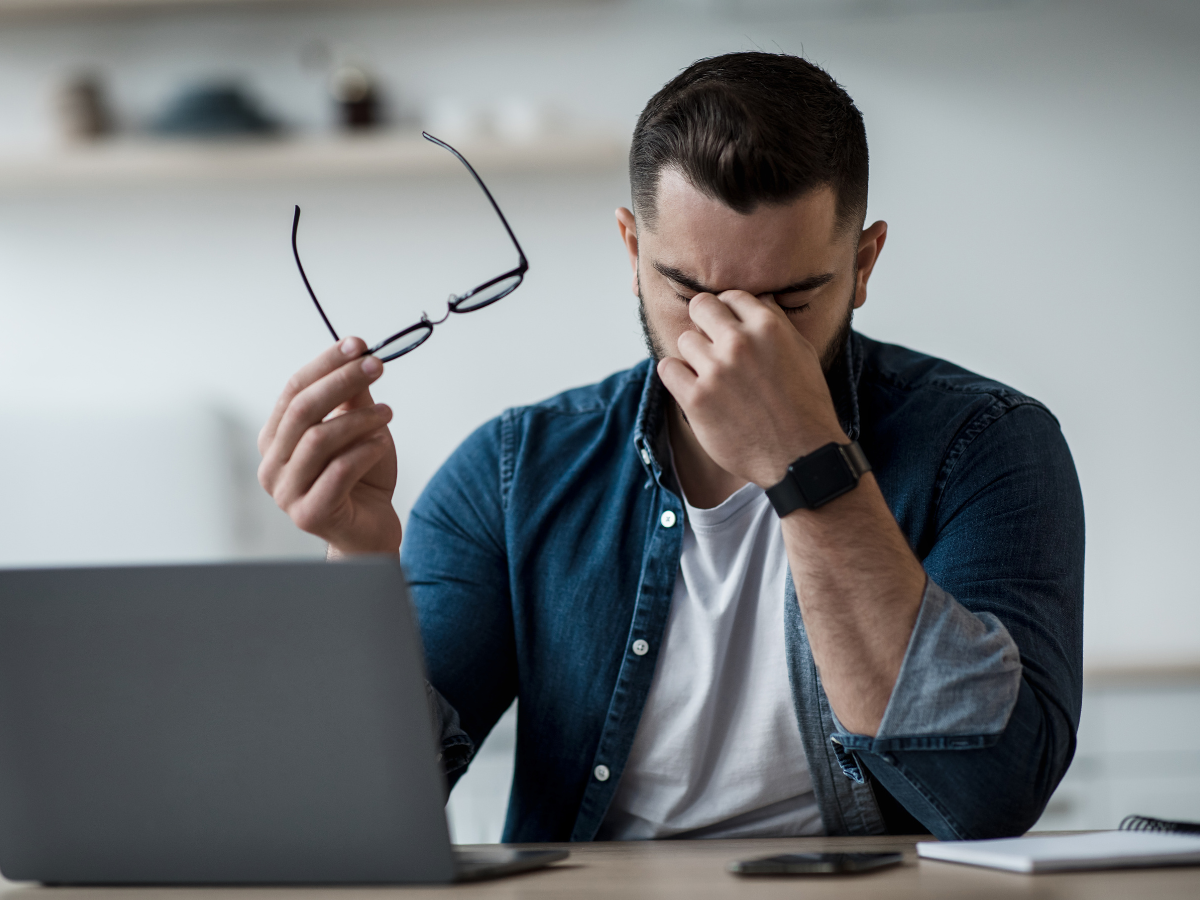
[667,402,749,510]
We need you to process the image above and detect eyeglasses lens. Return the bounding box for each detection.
[374,322,434,361]
[454,272,523,312]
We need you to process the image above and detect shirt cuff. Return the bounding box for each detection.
[833,578,1022,747]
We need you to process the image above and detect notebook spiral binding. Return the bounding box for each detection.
[1119,814,1200,835]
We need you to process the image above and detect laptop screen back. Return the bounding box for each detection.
[0,558,456,884]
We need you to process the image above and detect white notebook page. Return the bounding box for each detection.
[917,830,1200,873]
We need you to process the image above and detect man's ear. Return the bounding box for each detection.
[616,207,640,298]
[853,220,888,310]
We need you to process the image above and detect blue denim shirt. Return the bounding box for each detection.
[403,331,1085,842]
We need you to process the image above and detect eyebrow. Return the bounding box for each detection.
[653,261,836,296]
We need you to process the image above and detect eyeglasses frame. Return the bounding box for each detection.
[291,131,529,362]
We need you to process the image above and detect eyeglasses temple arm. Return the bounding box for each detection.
[292,205,341,343]
[422,132,528,268]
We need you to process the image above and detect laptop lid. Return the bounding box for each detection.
[0,558,458,884]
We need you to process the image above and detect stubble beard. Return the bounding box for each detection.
[637,284,671,364]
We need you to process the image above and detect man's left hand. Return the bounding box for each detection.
[657,290,848,488]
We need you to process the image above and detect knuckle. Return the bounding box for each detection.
[256,459,274,492]
[284,372,307,398]
[289,395,316,422]
[325,456,351,483]
[295,425,326,456]
[290,504,319,534]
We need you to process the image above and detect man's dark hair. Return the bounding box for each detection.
[630,52,869,234]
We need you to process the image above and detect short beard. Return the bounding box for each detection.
[820,291,855,373]
[637,283,670,363]
[637,281,855,374]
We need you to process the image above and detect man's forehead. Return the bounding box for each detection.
[644,169,846,290]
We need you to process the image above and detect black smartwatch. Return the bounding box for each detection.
[765,441,872,518]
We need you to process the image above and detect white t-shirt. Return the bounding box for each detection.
[598,478,824,840]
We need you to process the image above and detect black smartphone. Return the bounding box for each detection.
[729,851,904,876]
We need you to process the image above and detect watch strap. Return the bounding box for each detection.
[765,440,872,518]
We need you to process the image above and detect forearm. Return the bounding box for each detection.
[781,472,925,736]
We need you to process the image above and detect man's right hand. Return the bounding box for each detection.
[258,337,402,557]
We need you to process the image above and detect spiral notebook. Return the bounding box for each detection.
[917,817,1200,873]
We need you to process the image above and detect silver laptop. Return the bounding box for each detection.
[0,559,566,884]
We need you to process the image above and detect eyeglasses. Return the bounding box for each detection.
[291,131,529,362]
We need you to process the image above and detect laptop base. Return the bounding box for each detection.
[452,848,570,882]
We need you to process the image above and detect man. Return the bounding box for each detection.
[258,53,1084,842]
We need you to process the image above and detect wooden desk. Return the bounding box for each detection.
[2,836,1197,898]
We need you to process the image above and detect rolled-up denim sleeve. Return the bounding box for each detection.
[866,578,1022,742]
[835,401,1085,839]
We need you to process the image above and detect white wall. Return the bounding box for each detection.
[2,0,1197,663]
[0,406,323,566]
[1,0,1198,841]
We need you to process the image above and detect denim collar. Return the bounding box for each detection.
[632,330,865,485]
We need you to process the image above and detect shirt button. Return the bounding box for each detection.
[594,764,610,782]
[660,510,677,528]
[632,639,649,657]
[640,448,651,466]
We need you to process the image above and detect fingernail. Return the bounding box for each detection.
[361,356,383,377]
[342,338,361,356]
[375,403,391,416]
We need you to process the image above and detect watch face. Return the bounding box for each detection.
[793,443,856,505]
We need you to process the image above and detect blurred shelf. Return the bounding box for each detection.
[1084,663,1200,688]
[0,0,309,15]
[0,0,499,18]
[0,131,629,191]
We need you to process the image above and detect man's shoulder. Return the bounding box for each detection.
[853,334,1078,524]
[505,359,652,423]
[434,361,650,480]
[856,332,1052,420]
[411,359,654,532]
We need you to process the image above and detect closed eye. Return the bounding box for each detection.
[653,260,838,310]
[676,287,809,314]
[778,301,810,315]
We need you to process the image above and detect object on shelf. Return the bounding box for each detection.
[425,96,563,145]
[151,82,280,138]
[424,97,486,144]
[330,64,381,131]
[57,72,113,142]
[494,96,562,143]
